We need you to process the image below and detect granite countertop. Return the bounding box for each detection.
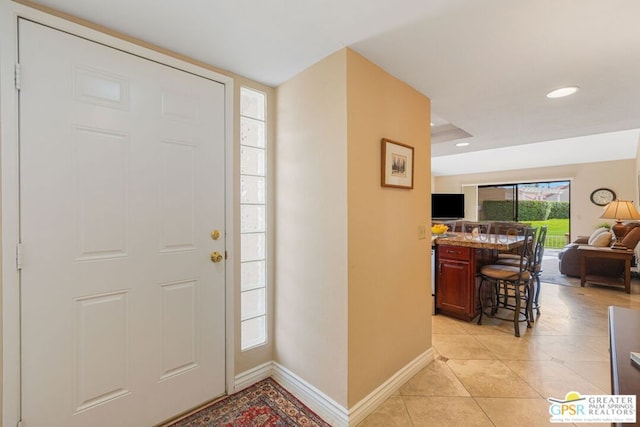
[433,232,525,251]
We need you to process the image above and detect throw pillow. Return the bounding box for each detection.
[590,231,612,247]
[621,226,640,249]
[587,227,609,245]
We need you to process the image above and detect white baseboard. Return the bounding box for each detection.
[234,347,435,426]
[233,361,274,393]
[348,347,434,426]
[272,362,350,426]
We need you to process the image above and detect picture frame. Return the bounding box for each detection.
[381,138,414,189]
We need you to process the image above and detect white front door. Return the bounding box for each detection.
[19,19,226,426]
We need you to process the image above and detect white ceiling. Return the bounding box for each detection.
[33,0,640,175]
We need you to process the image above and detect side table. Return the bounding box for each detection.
[577,246,634,294]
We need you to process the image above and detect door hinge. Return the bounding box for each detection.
[16,243,23,270]
[15,63,21,91]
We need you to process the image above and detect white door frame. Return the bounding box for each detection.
[0,3,236,426]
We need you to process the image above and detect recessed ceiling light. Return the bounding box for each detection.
[456,142,470,147]
[546,86,579,99]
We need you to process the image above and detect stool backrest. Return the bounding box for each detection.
[532,225,548,273]
[519,227,538,274]
[458,221,491,235]
[492,221,531,236]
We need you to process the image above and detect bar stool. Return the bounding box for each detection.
[477,227,537,337]
[495,225,547,318]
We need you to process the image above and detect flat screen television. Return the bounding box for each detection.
[431,193,465,219]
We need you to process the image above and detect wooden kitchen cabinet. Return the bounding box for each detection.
[435,245,478,321]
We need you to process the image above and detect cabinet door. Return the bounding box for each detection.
[436,259,472,319]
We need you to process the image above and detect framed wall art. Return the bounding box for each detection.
[381,138,414,189]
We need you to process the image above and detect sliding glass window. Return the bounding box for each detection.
[478,181,570,248]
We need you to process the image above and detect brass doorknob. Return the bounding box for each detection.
[211,230,221,240]
[210,251,223,263]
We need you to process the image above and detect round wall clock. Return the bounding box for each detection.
[590,188,616,206]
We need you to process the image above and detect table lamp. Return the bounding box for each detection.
[600,199,640,247]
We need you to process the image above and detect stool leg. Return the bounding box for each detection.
[477,278,486,325]
[492,281,499,315]
[513,283,521,337]
[534,274,541,316]
[526,280,534,326]
[501,281,508,308]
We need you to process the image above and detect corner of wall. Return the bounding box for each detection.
[273,48,349,407]
[345,50,432,407]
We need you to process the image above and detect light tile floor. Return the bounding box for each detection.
[358,279,640,427]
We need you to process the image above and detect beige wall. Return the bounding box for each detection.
[274,48,432,409]
[636,134,640,201]
[433,159,637,238]
[275,50,350,405]
[345,50,431,406]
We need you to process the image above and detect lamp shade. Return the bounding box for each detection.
[600,200,640,221]
[600,200,640,244]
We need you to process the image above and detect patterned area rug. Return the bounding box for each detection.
[168,378,331,427]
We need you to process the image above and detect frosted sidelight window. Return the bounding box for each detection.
[240,87,267,350]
